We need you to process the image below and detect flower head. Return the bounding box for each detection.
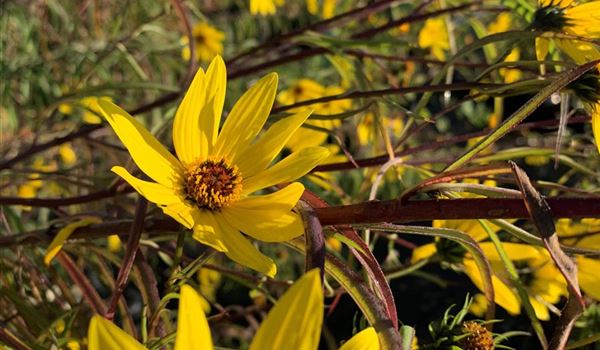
[181,23,224,63]
[99,56,329,277]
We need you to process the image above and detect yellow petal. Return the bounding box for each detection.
[173,56,226,165]
[218,219,277,277]
[191,210,228,252]
[478,242,541,262]
[249,269,323,350]
[242,146,330,195]
[235,110,312,178]
[578,256,600,301]
[339,327,380,350]
[45,217,102,265]
[592,104,600,154]
[529,297,550,321]
[235,182,305,210]
[214,73,278,162]
[111,166,194,228]
[98,100,184,188]
[535,37,549,62]
[411,243,437,263]
[88,315,146,350]
[463,259,520,315]
[220,207,303,242]
[174,285,213,350]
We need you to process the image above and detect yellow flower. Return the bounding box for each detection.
[80,97,113,124]
[59,143,77,166]
[557,218,600,300]
[58,103,74,115]
[250,0,284,15]
[88,269,324,350]
[307,0,338,19]
[418,18,449,61]
[98,56,329,277]
[412,220,567,320]
[278,79,350,153]
[106,234,122,253]
[487,12,512,35]
[591,103,600,154]
[181,23,224,63]
[500,48,522,83]
[66,340,81,350]
[532,0,600,64]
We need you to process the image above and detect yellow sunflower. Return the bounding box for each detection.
[532,0,600,64]
[181,23,224,63]
[98,56,329,277]
[412,220,567,320]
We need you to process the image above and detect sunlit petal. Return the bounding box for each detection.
[249,269,323,350]
[112,166,194,228]
[218,219,277,277]
[214,73,278,162]
[339,327,380,350]
[45,217,102,265]
[174,285,213,350]
[242,147,329,195]
[98,100,184,188]
[578,256,600,301]
[220,207,303,242]
[191,210,228,252]
[88,315,146,350]
[236,110,312,177]
[410,243,437,263]
[463,259,520,315]
[173,56,227,165]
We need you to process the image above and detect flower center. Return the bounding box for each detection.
[458,321,494,350]
[184,159,242,210]
[531,4,569,32]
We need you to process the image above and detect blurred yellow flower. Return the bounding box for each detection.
[66,340,81,350]
[106,234,122,253]
[357,113,404,148]
[557,218,600,300]
[593,104,600,153]
[307,0,338,19]
[487,12,512,35]
[181,23,224,63]
[88,269,325,350]
[412,220,567,320]
[278,79,350,153]
[58,143,77,166]
[16,159,58,211]
[99,56,328,276]
[250,0,284,15]
[500,48,522,83]
[532,0,600,64]
[418,18,449,61]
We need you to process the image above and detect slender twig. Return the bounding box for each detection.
[105,198,148,320]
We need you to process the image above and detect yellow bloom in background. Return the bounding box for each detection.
[533,0,600,64]
[58,143,77,166]
[593,104,600,153]
[99,56,329,277]
[307,0,338,19]
[418,18,449,61]
[250,0,284,15]
[357,112,404,149]
[557,218,600,300]
[278,79,350,153]
[106,234,122,253]
[500,48,522,83]
[181,23,224,63]
[198,259,221,304]
[487,12,512,35]
[412,220,567,320]
[80,96,113,124]
[16,158,58,211]
[88,269,325,350]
